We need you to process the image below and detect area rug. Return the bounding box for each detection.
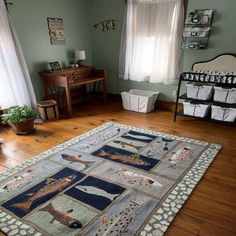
[0,122,221,236]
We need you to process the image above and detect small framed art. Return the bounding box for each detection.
[49,61,61,71]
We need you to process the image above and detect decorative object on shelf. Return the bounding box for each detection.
[93,19,118,32]
[186,9,213,25]
[174,53,236,123]
[183,27,210,38]
[49,61,61,71]
[182,42,207,50]
[69,63,79,68]
[47,17,65,45]
[75,50,86,66]
[182,9,214,50]
[1,105,38,134]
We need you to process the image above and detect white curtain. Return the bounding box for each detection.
[0,0,36,109]
[119,0,184,84]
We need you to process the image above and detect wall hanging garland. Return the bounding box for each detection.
[93,19,118,32]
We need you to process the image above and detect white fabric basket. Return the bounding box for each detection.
[211,105,236,122]
[183,102,210,118]
[213,87,236,104]
[186,83,213,100]
[121,89,159,113]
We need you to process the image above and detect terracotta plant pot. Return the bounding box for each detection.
[9,117,35,135]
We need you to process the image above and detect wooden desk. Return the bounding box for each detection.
[39,66,107,116]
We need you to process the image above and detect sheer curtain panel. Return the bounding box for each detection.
[0,0,36,109]
[119,0,184,84]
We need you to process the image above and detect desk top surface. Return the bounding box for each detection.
[40,66,95,75]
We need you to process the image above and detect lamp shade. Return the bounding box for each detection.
[75,50,86,61]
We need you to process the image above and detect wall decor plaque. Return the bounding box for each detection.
[47,17,65,45]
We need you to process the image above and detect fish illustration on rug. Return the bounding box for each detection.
[113,140,143,151]
[146,138,173,157]
[168,147,191,168]
[80,128,120,150]
[97,149,149,166]
[96,200,141,235]
[40,203,82,229]
[114,168,162,187]
[12,175,76,213]
[0,169,33,194]
[123,133,153,141]
[61,154,94,165]
[75,185,120,201]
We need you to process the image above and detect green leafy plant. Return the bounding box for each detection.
[1,106,37,124]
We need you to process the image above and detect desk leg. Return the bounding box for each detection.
[102,79,107,103]
[43,78,49,100]
[65,86,73,116]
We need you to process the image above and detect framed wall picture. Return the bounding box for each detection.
[49,61,61,71]
[47,17,65,45]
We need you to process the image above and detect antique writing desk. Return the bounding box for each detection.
[39,66,107,116]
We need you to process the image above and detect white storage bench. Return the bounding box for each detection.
[213,87,236,104]
[121,89,159,113]
[211,105,236,122]
[183,102,210,118]
[186,83,213,100]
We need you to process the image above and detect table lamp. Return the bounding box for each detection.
[75,50,86,66]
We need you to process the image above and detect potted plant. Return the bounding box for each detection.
[1,105,37,135]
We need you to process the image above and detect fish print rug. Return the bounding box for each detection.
[0,122,221,236]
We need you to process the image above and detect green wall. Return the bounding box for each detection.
[9,0,236,102]
[89,0,236,101]
[9,0,92,100]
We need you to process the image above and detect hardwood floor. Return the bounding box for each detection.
[0,99,235,236]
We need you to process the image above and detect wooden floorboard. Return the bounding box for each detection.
[0,99,235,235]
[198,222,236,236]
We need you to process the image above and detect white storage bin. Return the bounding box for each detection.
[121,89,159,113]
[186,83,213,100]
[183,102,210,118]
[213,87,236,104]
[211,105,236,122]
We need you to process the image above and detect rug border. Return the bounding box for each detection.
[0,122,221,236]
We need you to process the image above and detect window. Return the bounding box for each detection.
[0,1,36,109]
[119,0,184,84]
